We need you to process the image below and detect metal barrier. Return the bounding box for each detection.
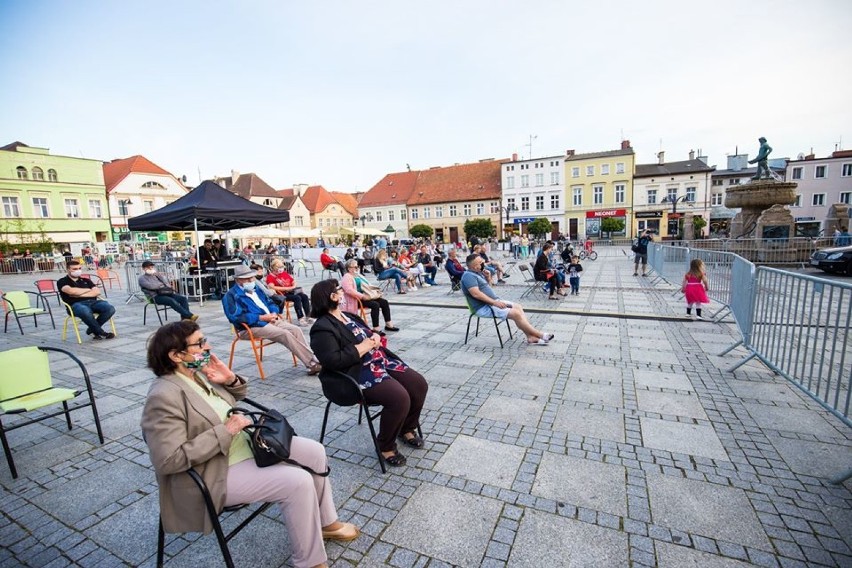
[124,260,188,304]
[647,244,689,286]
[688,249,737,320]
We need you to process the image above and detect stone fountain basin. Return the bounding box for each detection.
[725,180,797,209]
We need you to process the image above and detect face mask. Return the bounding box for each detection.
[70,270,82,278]
[275,268,285,274]
[241,281,256,292]
[144,269,156,275]
[255,274,263,280]
[185,351,211,369]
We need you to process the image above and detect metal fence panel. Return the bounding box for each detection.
[124,260,188,302]
[648,244,690,285]
[689,249,738,309]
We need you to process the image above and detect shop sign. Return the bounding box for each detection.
[635,211,663,219]
[668,213,683,219]
[794,216,816,222]
[513,217,535,224]
[585,209,626,218]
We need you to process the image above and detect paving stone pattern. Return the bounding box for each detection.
[0,246,850,567]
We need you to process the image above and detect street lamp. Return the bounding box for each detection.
[499,204,517,238]
[359,213,373,227]
[118,199,132,238]
[661,195,690,239]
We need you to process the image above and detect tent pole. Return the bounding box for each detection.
[195,218,203,307]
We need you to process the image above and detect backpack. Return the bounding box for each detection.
[631,240,640,253]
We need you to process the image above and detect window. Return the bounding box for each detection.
[571,167,580,178]
[400,209,406,220]
[490,202,499,214]
[550,171,559,185]
[142,181,166,189]
[64,198,80,218]
[388,210,395,221]
[16,166,27,179]
[791,167,803,180]
[32,197,49,217]
[812,194,825,206]
[815,165,826,179]
[506,165,514,172]
[376,211,383,222]
[263,198,273,206]
[550,194,559,209]
[842,164,852,177]
[593,185,604,205]
[47,169,58,182]
[572,187,582,206]
[521,175,529,188]
[615,184,625,203]
[535,173,544,186]
[506,198,515,210]
[616,162,625,174]
[463,204,471,216]
[712,179,724,186]
[118,200,130,215]
[601,164,610,175]
[792,195,801,207]
[535,195,544,210]
[686,186,696,202]
[411,208,418,220]
[667,188,678,202]
[586,165,594,176]
[711,193,723,206]
[520,164,529,170]
[729,178,741,185]
[143,200,154,212]
[521,197,529,211]
[506,176,515,189]
[294,215,304,226]
[435,206,443,218]
[2,196,20,217]
[647,189,657,205]
[31,167,44,181]
[476,203,485,214]
[449,205,457,217]
[88,199,102,218]
[423,207,430,219]
[839,192,851,204]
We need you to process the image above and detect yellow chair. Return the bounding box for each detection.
[0,346,104,478]
[228,323,297,380]
[61,300,117,343]
[2,290,55,334]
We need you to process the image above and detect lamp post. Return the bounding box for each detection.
[662,195,690,239]
[500,204,517,238]
[359,213,373,227]
[118,198,132,240]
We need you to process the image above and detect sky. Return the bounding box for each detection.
[1,1,850,193]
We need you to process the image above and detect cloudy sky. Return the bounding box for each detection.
[1,1,849,192]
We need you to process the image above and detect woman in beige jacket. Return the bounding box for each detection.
[141,320,358,568]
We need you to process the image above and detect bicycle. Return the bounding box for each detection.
[578,249,598,261]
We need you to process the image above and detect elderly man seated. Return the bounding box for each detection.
[460,254,553,346]
[444,248,466,288]
[138,260,197,321]
[223,265,322,375]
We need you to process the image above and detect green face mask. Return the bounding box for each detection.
[185,350,211,369]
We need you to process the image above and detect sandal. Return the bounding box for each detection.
[384,325,400,332]
[398,431,424,448]
[383,451,407,467]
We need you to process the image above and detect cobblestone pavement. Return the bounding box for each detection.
[1,247,850,567]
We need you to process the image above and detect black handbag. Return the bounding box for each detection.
[227,407,330,476]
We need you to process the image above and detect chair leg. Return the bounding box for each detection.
[250,341,266,380]
[62,401,73,430]
[0,420,18,479]
[475,316,481,338]
[465,313,473,345]
[228,340,238,369]
[363,408,387,474]
[157,517,166,568]
[156,305,164,325]
[14,314,23,335]
[143,304,148,325]
[319,401,332,443]
[493,315,504,348]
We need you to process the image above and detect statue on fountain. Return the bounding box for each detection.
[748,137,773,180]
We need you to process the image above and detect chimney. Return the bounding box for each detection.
[231,169,240,185]
[689,149,695,160]
[512,153,518,161]
[657,151,665,165]
[566,149,575,157]
[621,140,631,150]
[293,183,308,196]
[804,153,815,160]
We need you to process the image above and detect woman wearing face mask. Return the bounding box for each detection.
[141,321,359,568]
[265,258,312,326]
[138,260,197,320]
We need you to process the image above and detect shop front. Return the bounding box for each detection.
[635,211,662,236]
[585,209,628,239]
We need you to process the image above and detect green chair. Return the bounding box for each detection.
[463,296,513,348]
[0,346,104,479]
[143,296,170,326]
[2,290,55,335]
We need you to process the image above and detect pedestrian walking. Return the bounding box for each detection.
[681,259,710,320]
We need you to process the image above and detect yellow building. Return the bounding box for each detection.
[564,141,635,240]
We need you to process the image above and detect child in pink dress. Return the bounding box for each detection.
[681,259,710,320]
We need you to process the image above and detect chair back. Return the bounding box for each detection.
[0,346,52,402]
[35,279,57,294]
[96,269,110,280]
[318,370,363,407]
[3,291,32,311]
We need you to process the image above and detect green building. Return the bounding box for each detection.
[0,141,111,252]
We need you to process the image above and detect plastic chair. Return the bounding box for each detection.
[227,323,297,380]
[463,296,513,348]
[143,296,171,325]
[60,300,117,343]
[95,269,122,290]
[294,259,316,278]
[0,346,104,478]
[2,290,55,334]
[34,279,61,306]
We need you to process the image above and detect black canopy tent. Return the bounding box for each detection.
[127,180,290,304]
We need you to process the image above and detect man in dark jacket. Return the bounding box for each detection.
[633,230,653,277]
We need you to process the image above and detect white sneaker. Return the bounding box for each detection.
[422,283,431,287]
[409,285,417,291]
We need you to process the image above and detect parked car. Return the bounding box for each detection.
[810,245,852,275]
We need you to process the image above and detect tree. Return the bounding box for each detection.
[527,218,552,239]
[409,224,433,239]
[463,218,495,240]
[600,217,625,238]
[692,216,707,239]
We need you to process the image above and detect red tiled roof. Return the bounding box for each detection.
[331,191,359,216]
[359,171,420,207]
[103,155,175,192]
[276,188,295,197]
[300,185,336,214]
[228,173,280,199]
[407,160,507,205]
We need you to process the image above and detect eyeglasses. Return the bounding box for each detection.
[335,286,343,292]
[186,337,208,350]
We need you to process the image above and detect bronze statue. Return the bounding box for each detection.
[748,137,773,180]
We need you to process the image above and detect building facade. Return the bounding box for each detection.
[501,153,565,239]
[0,142,111,248]
[785,150,852,236]
[298,185,358,234]
[633,151,714,238]
[564,142,635,240]
[358,171,418,238]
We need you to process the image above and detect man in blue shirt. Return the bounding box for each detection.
[460,254,553,346]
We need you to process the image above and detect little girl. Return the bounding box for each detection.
[681,259,710,320]
[566,256,583,295]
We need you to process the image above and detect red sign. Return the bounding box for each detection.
[668,213,683,219]
[586,209,626,219]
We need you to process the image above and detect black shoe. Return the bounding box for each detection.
[90,333,104,341]
[101,332,116,340]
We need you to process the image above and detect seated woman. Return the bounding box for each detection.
[266,258,312,325]
[310,279,427,467]
[372,249,408,294]
[398,249,424,290]
[141,320,358,568]
[340,259,398,332]
[319,248,345,276]
[533,242,565,300]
